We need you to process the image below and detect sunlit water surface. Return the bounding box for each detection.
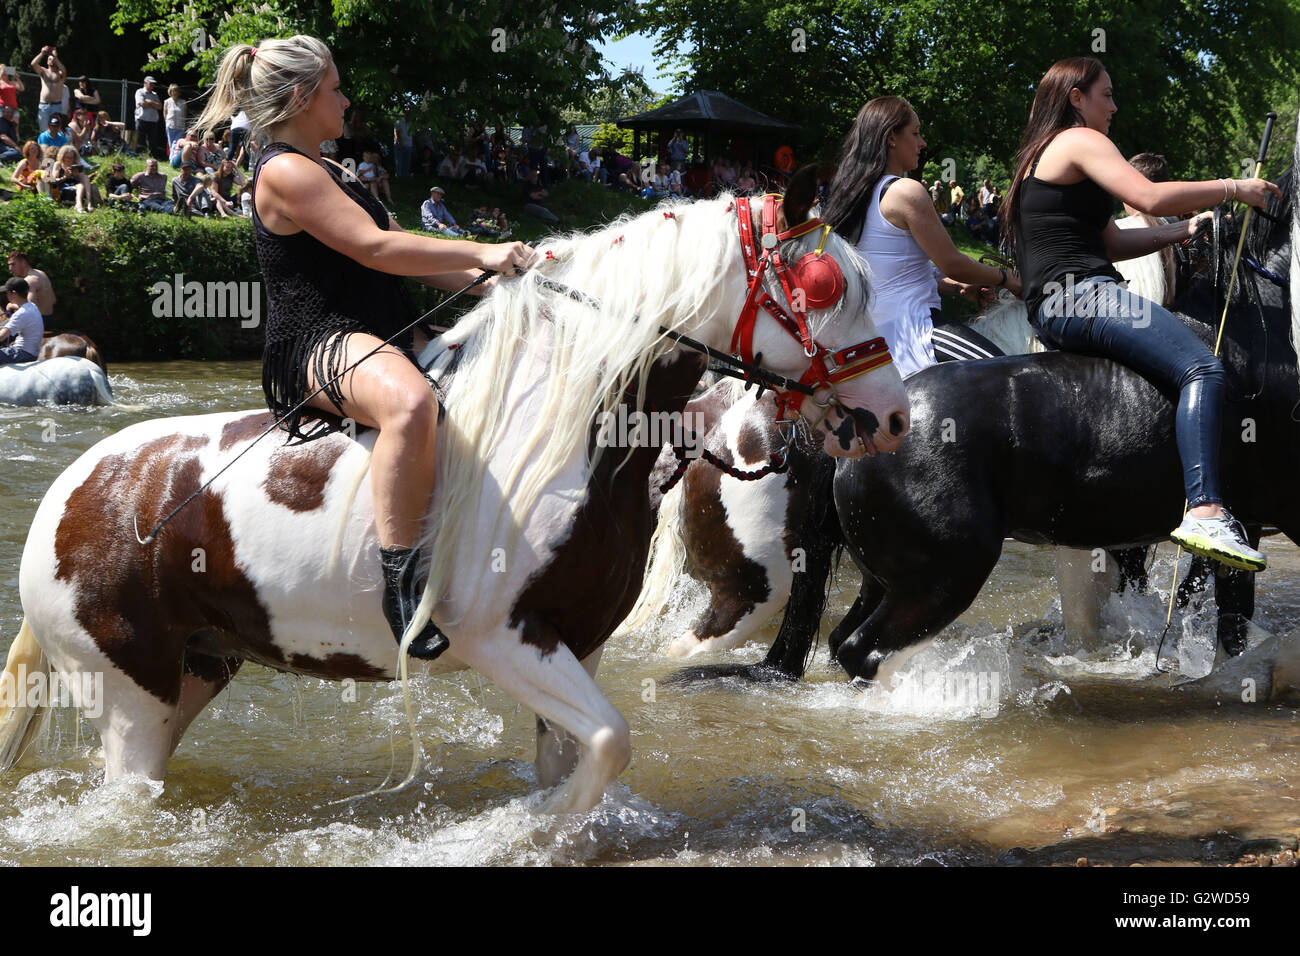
[1,362,1296,865]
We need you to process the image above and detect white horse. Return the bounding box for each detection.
[0,171,910,812]
[627,214,1179,658]
[0,356,113,406]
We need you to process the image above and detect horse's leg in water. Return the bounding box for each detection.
[1212,523,1261,659]
[456,623,628,813]
[833,546,1003,682]
[759,453,840,678]
[535,647,601,789]
[824,575,884,662]
[170,655,243,755]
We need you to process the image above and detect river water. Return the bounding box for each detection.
[1,361,1297,866]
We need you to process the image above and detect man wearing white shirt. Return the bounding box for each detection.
[0,278,43,364]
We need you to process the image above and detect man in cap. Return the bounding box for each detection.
[134,74,165,158]
[420,185,464,235]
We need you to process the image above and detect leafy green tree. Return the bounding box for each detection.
[625,0,1300,182]
[110,0,634,134]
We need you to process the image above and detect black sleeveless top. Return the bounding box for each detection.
[252,141,416,442]
[1015,131,1122,319]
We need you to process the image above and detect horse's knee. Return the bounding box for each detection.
[590,718,631,776]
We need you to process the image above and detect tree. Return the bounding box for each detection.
[624,0,1300,182]
[110,0,636,133]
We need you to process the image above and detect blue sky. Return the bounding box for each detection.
[594,31,682,97]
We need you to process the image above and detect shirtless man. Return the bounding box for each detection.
[29,46,66,133]
[6,251,56,322]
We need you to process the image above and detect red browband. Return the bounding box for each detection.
[730,194,892,418]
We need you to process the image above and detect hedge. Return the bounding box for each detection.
[0,194,265,359]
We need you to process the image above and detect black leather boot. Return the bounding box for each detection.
[378,545,450,660]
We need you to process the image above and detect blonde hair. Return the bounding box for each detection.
[55,144,78,165]
[168,83,181,97]
[191,35,332,144]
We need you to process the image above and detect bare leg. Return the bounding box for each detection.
[304,332,438,548]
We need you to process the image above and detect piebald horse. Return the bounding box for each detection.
[0,169,909,812]
[625,192,1247,666]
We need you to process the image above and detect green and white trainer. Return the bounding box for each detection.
[1169,509,1267,572]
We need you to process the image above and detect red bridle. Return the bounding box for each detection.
[731,194,892,420]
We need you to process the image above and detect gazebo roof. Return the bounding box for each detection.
[618,90,799,135]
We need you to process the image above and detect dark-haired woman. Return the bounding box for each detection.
[823,96,1021,378]
[1005,56,1280,570]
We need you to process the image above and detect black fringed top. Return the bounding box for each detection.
[252,141,416,442]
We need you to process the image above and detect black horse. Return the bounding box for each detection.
[755,167,1297,683]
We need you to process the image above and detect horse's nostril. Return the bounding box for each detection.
[890,412,908,437]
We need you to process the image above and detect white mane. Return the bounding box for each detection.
[417,194,875,619]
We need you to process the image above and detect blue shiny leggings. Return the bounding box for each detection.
[1033,275,1225,508]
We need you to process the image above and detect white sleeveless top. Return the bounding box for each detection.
[857,176,940,378]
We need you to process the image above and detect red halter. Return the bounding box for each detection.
[730,194,892,419]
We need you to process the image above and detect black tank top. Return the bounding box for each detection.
[252,141,413,349]
[1015,131,1122,319]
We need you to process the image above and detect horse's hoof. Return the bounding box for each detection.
[407,631,450,660]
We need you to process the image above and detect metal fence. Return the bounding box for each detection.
[0,68,205,136]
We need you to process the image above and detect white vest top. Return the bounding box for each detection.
[857,176,940,378]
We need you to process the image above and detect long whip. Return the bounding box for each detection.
[1157,111,1277,669]
[132,269,496,546]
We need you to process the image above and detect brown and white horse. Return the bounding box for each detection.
[0,170,909,812]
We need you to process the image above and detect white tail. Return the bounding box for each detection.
[0,619,50,770]
[617,478,690,634]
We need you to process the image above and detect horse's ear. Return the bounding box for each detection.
[781,164,820,230]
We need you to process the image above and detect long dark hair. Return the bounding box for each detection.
[823,96,916,244]
[1002,56,1108,247]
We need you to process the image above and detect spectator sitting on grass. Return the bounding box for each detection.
[437,144,462,179]
[66,107,92,152]
[10,142,47,196]
[48,144,96,212]
[420,185,464,235]
[169,128,198,168]
[190,172,230,217]
[358,149,393,204]
[467,204,510,238]
[214,158,245,206]
[90,111,128,155]
[577,145,605,184]
[197,131,223,171]
[37,114,68,150]
[171,160,200,214]
[522,168,558,223]
[129,156,173,213]
[102,160,131,198]
[0,106,21,163]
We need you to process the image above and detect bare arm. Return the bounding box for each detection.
[257,152,531,277]
[1103,211,1210,262]
[884,177,1021,294]
[1062,127,1279,215]
[385,216,491,294]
